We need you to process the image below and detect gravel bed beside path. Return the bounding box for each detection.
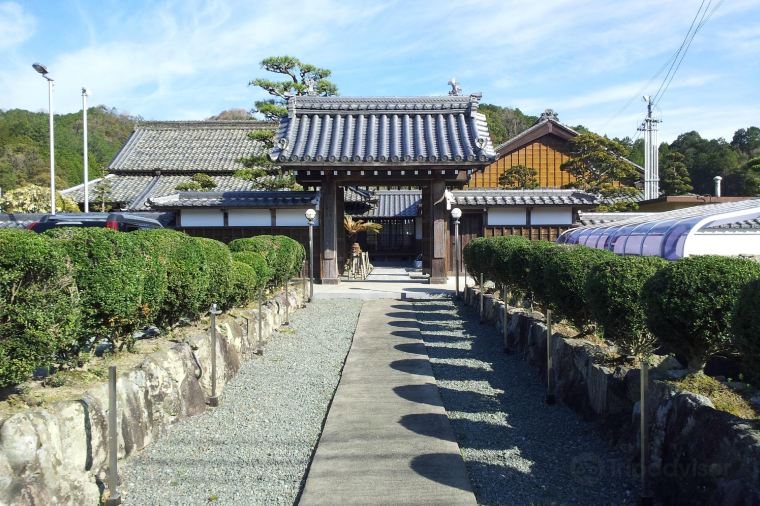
[412,299,636,506]
[122,299,362,506]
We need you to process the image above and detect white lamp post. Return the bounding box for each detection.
[82,87,89,213]
[451,207,462,298]
[305,208,317,301]
[33,63,55,214]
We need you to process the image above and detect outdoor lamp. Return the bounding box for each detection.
[33,62,56,214]
[451,207,462,298]
[305,208,316,301]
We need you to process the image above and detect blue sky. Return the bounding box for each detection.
[1,0,759,142]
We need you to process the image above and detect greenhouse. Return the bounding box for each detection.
[557,199,760,259]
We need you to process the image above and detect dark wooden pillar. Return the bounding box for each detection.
[429,180,448,284]
[337,186,346,275]
[319,178,340,284]
[422,184,432,274]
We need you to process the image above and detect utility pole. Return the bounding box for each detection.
[639,96,661,201]
[82,88,90,213]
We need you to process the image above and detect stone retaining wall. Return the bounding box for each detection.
[0,288,303,505]
[463,286,760,505]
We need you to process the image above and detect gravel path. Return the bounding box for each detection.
[412,299,636,506]
[121,299,362,506]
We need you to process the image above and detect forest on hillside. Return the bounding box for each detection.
[0,104,758,197]
[0,106,137,192]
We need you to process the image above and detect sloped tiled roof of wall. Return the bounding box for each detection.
[452,189,599,206]
[109,120,275,173]
[148,191,319,209]
[271,95,496,165]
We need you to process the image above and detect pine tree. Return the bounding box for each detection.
[498,165,539,189]
[659,151,693,195]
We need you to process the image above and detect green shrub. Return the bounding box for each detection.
[732,278,760,385]
[134,229,209,325]
[488,236,532,290]
[540,245,615,330]
[463,237,490,282]
[644,255,760,371]
[587,255,667,356]
[229,261,258,307]
[276,235,305,281]
[194,237,234,309]
[47,228,164,350]
[0,230,81,386]
[229,235,303,286]
[231,251,271,291]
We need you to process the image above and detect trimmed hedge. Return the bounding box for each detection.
[229,260,258,307]
[0,229,307,387]
[643,255,760,370]
[195,237,234,309]
[541,245,616,330]
[134,229,210,325]
[46,228,165,351]
[587,255,667,356]
[732,279,760,385]
[462,236,490,282]
[0,231,81,386]
[231,251,271,291]
[229,235,304,286]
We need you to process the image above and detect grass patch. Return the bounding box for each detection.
[670,373,760,420]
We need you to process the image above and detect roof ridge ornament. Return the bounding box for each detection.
[539,108,559,122]
[448,78,462,96]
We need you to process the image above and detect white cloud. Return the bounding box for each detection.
[0,2,35,50]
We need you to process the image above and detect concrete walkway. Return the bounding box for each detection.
[299,300,476,505]
[313,266,473,300]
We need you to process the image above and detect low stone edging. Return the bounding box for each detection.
[463,286,760,505]
[0,288,303,505]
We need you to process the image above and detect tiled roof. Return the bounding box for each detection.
[353,190,421,218]
[452,189,600,206]
[271,95,496,165]
[63,174,264,210]
[344,186,375,203]
[577,212,654,226]
[494,113,578,154]
[703,218,760,231]
[148,191,319,209]
[109,120,275,174]
[602,190,650,204]
[61,175,154,206]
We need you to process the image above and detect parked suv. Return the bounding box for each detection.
[27,212,163,232]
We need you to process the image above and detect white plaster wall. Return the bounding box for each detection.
[276,209,314,226]
[531,207,573,225]
[228,209,271,227]
[181,209,223,227]
[487,208,526,226]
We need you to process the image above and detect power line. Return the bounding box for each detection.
[603,0,720,135]
[655,0,723,106]
[651,0,708,104]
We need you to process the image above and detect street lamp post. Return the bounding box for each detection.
[451,207,462,298]
[305,208,316,302]
[82,88,89,213]
[33,63,55,214]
